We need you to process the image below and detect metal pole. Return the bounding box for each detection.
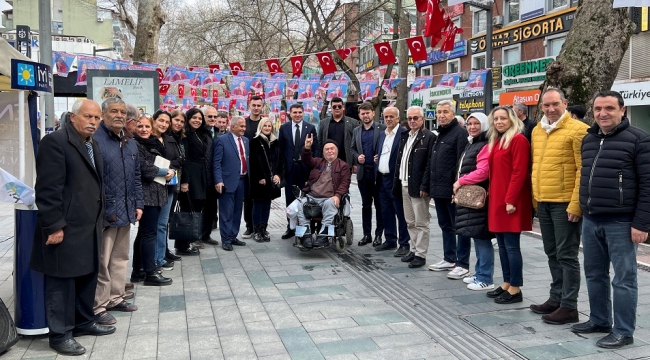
[484,4,493,112]
[18,91,25,183]
[38,0,54,133]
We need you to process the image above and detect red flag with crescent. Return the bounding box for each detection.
[212,89,219,104]
[208,64,220,73]
[156,68,164,82]
[178,84,185,99]
[441,25,462,52]
[405,36,428,62]
[373,42,397,65]
[202,88,209,100]
[335,47,357,60]
[424,0,446,38]
[316,52,337,75]
[229,62,243,76]
[190,87,197,101]
[290,55,303,78]
[265,59,283,75]
[159,83,170,96]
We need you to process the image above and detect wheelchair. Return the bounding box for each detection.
[292,186,353,253]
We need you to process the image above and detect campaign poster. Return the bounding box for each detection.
[265,79,285,100]
[250,73,266,93]
[465,70,488,91]
[87,70,160,115]
[113,60,130,70]
[163,66,189,84]
[76,55,97,86]
[187,71,204,87]
[381,78,404,98]
[269,100,282,114]
[237,71,251,77]
[286,77,299,98]
[437,73,461,89]
[162,95,177,108]
[231,76,252,99]
[217,98,230,112]
[297,80,318,100]
[52,51,74,77]
[95,58,115,70]
[317,73,335,100]
[182,98,195,111]
[129,62,157,71]
[410,77,433,93]
[201,71,221,86]
[359,81,378,101]
[326,80,348,100]
[234,99,248,113]
[271,72,287,79]
[286,100,298,113]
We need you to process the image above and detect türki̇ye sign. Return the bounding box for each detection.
[470,8,576,55]
[502,57,554,89]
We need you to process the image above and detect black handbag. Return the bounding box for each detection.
[260,141,285,190]
[168,193,203,241]
[0,298,18,353]
[303,198,323,219]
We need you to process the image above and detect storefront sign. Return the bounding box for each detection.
[499,89,541,106]
[454,95,485,114]
[502,57,554,89]
[11,59,52,93]
[612,81,650,106]
[416,40,467,67]
[470,8,576,54]
[87,70,159,114]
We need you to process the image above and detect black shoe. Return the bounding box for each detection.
[401,251,415,262]
[282,229,295,239]
[73,323,116,337]
[94,310,116,325]
[203,238,219,245]
[596,332,634,349]
[486,286,507,298]
[144,272,172,286]
[242,227,254,239]
[161,261,174,271]
[314,235,330,248]
[408,256,426,268]
[222,243,233,251]
[176,247,200,256]
[302,234,313,248]
[375,242,397,251]
[372,235,382,247]
[232,239,246,246]
[165,253,181,262]
[130,270,145,283]
[107,300,138,312]
[254,226,265,243]
[571,321,612,334]
[50,338,86,356]
[358,235,372,246]
[494,291,523,304]
[394,246,410,257]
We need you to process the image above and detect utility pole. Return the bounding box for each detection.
[38,1,54,137]
[467,1,493,111]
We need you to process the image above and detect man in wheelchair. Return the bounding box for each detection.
[293,134,351,248]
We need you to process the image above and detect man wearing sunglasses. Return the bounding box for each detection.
[318,97,357,170]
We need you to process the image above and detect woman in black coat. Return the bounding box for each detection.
[249,117,284,242]
[178,108,213,253]
[164,109,189,258]
[131,116,173,286]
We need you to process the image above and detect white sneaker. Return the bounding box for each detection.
[463,275,477,284]
[428,260,455,272]
[447,267,470,279]
[492,238,498,247]
[467,281,495,291]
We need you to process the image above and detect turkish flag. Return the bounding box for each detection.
[424,0,446,38]
[190,87,197,101]
[415,0,427,12]
[178,84,185,99]
[159,83,170,96]
[224,89,230,98]
[335,47,357,60]
[202,88,209,100]
[315,52,337,75]
[212,89,219,104]
[229,62,243,76]
[290,55,303,77]
[209,64,220,73]
[373,42,397,65]
[405,36,428,62]
[156,68,164,82]
[441,26,460,52]
[265,59,283,75]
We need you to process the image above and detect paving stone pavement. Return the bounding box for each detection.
[2,179,650,359]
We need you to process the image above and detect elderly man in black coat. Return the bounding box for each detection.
[31,99,115,356]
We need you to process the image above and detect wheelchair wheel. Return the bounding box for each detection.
[334,236,345,253]
[345,218,353,245]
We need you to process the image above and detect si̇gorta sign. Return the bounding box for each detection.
[502,57,555,89]
[10,59,53,93]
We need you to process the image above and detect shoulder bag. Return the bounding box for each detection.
[168,193,203,240]
[453,185,487,209]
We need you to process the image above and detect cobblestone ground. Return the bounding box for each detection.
[2,180,650,359]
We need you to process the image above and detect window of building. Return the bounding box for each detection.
[472,54,486,70]
[502,45,521,65]
[447,59,460,73]
[549,0,569,11]
[547,35,566,56]
[504,0,519,23]
[421,67,432,77]
[473,10,487,35]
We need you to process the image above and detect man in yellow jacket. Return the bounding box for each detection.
[530,88,589,325]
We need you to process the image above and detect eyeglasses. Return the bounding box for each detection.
[407,116,421,121]
[332,105,343,109]
[205,115,217,118]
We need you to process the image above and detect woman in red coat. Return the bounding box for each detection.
[486,106,532,305]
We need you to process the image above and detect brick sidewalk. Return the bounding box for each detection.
[0,183,649,359]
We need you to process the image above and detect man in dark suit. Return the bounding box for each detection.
[375,107,410,257]
[201,106,222,241]
[351,102,385,247]
[278,103,319,239]
[31,99,115,356]
[214,116,249,251]
[318,97,357,169]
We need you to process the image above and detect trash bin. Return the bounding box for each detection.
[13,204,48,335]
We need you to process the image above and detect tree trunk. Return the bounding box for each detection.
[540,0,634,123]
[132,0,166,63]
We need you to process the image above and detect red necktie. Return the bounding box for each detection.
[238,137,247,174]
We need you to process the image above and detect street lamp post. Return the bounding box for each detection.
[467,1,493,111]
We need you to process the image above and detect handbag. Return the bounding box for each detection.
[302,198,323,219]
[0,298,18,353]
[260,141,285,190]
[168,193,203,240]
[453,185,487,209]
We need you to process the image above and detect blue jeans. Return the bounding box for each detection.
[473,238,494,284]
[253,200,271,226]
[133,206,161,273]
[495,232,523,287]
[155,192,173,266]
[582,216,638,337]
[434,198,469,267]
